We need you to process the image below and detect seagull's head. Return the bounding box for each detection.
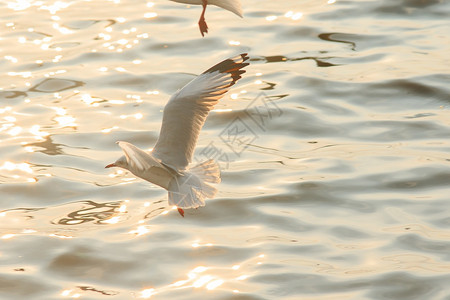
[105,155,129,170]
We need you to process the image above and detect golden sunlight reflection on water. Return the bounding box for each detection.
[137,254,265,298]
[1,0,450,299]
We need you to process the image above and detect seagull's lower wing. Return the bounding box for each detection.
[152,53,249,171]
[117,141,167,172]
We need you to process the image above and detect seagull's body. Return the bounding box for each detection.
[106,54,249,216]
[169,0,243,36]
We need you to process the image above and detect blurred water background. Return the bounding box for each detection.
[1,0,450,299]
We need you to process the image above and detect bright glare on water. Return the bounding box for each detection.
[1,0,450,299]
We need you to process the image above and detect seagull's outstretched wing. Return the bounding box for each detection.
[152,53,249,171]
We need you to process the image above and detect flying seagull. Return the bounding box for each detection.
[169,0,243,37]
[106,53,249,217]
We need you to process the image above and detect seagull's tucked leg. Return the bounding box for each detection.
[199,0,208,37]
[177,207,185,217]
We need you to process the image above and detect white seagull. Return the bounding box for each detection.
[169,0,243,37]
[106,53,249,217]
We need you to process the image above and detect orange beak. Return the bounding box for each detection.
[105,163,116,168]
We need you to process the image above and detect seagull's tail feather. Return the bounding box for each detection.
[190,159,221,184]
[210,0,243,18]
[168,160,221,209]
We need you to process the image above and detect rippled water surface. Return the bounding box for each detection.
[1,0,450,299]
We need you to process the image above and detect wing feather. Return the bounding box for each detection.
[117,141,165,172]
[152,53,249,171]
